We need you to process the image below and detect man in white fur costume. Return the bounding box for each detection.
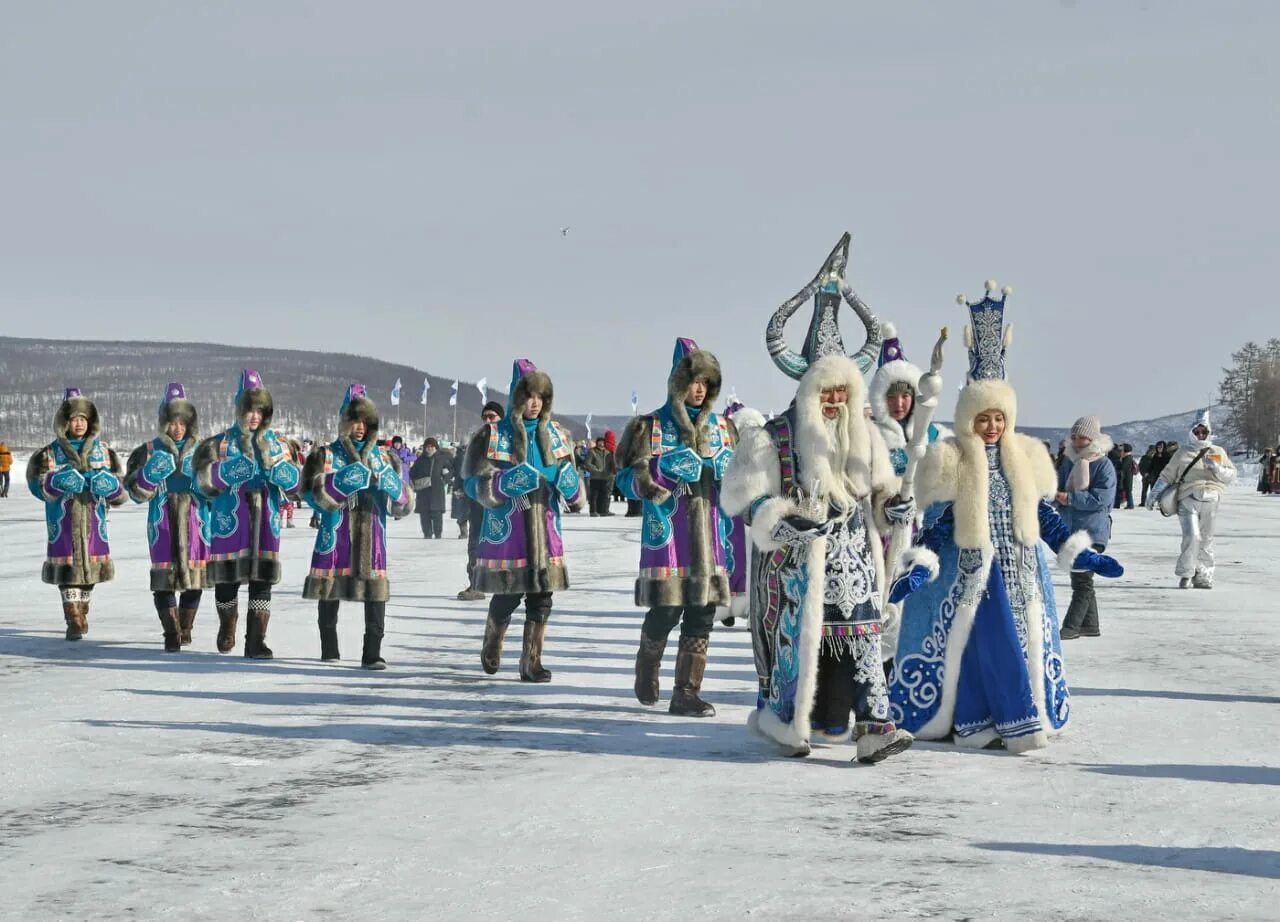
[722,354,918,762]
[887,282,1124,753]
[719,400,767,627]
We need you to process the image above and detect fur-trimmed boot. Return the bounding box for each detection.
[216,603,238,653]
[854,722,914,764]
[361,604,386,670]
[177,608,197,646]
[61,599,86,641]
[519,621,551,683]
[480,614,511,675]
[634,634,667,706]
[244,609,274,660]
[318,605,340,662]
[669,636,715,717]
[158,606,181,652]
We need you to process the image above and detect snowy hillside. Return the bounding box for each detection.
[0,487,1276,919]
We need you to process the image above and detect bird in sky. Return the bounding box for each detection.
[560,226,570,237]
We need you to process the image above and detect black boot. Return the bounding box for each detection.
[634,634,667,706]
[481,613,511,674]
[244,609,274,660]
[669,636,715,717]
[519,621,552,683]
[1080,572,1101,637]
[1060,571,1092,640]
[158,606,181,652]
[318,603,340,661]
[361,603,386,670]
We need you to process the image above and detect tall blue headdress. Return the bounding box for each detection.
[957,279,1014,383]
[765,233,883,381]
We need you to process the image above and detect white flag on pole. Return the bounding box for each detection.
[476,377,488,403]
[390,378,401,406]
[585,412,593,439]
[420,377,430,405]
[449,380,459,407]
[630,390,638,414]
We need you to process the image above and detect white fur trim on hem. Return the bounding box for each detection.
[1004,730,1049,754]
[748,497,801,552]
[954,727,1000,749]
[1057,530,1092,572]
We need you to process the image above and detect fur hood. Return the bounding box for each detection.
[156,396,199,456]
[667,349,723,455]
[53,392,102,471]
[868,357,924,438]
[338,394,380,463]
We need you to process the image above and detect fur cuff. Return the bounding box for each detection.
[747,705,810,753]
[1004,730,1049,754]
[1057,530,1092,572]
[748,497,801,552]
[899,546,940,582]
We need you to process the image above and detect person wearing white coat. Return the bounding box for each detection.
[1146,411,1236,588]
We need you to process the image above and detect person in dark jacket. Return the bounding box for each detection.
[457,402,505,600]
[1055,416,1117,639]
[585,437,617,516]
[1115,443,1138,510]
[408,437,455,538]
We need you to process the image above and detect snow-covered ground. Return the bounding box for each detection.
[2,487,1277,920]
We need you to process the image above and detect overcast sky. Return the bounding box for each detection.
[2,1,1276,426]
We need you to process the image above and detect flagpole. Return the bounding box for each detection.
[452,402,457,444]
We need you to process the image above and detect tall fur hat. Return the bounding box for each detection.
[234,368,274,428]
[54,386,100,440]
[338,383,380,441]
[667,337,722,409]
[158,382,198,439]
[508,359,553,422]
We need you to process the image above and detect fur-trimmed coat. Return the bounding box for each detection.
[27,398,127,586]
[615,349,736,609]
[302,439,413,602]
[125,434,211,592]
[720,355,901,752]
[464,372,586,595]
[889,378,1090,752]
[193,384,300,585]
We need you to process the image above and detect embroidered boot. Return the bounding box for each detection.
[481,613,511,675]
[634,634,667,706]
[61,598,84,641]
[177,608,197,646]
[854,722,914,764]
[216,602,238,653]
[669,636,715,717]
[244,608,273,660]
[519,621,552,683]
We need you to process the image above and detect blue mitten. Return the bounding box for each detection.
[657,447,703,483]
[1073,548,1124,578]
[376,466,403,498]
[180,452,195,479]
[706,446,733,480]
[498,462,542,498]
[89,469,121,498]
[142,450,176,484]
[267,461,300,491]
[554,461,581,498]
[333,462,371,496]
[888,565,932,603]
[50,467,86,495]
[219,454,258,486]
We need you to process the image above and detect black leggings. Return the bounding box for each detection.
[153,589,203,614]
[488,592,552,625]
[642,605,716,642]
[317,599,386,631]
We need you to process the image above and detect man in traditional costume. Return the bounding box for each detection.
[616,338,736,717]
[722,234,917,763]
[464,360,587,681]
[124,383,211,651]
[302,384,414,669]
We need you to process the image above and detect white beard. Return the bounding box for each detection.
[818,403,858,512]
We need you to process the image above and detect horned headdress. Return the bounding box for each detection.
[765,232,883,382]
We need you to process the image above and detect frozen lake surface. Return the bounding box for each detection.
[2,486,1278,920]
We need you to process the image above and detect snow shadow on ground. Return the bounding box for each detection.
[973,842,1280,880]
[1079,763,1280,786]
[1070,685,1280,705]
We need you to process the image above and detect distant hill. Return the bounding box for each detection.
[1012,405,1233,454]
[0,336,600,450]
